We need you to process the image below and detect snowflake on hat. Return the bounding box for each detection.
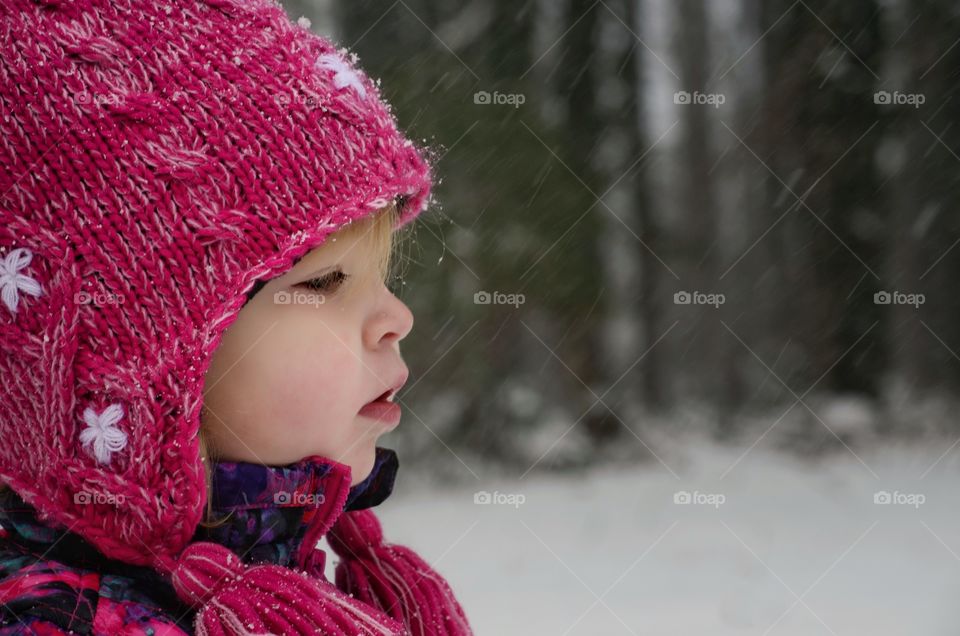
[315,49,367,99]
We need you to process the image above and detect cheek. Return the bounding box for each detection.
[260,324,363,432]
[204,304,369,464]
[265,349,345,419]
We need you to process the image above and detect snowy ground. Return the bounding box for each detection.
[352,435,960,635]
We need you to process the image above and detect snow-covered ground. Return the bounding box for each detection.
[360,435,960,635]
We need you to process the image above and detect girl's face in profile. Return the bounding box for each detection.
[201,215,413,485]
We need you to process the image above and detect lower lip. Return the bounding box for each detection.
[358,400,401,427]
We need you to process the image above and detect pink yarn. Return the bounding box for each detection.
[329,510,475,635]
[0,0,456,632]
[163,541,407,635]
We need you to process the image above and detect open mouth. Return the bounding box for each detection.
[358,389,402,427]
[359,370,407,425]
[373,388,396,403]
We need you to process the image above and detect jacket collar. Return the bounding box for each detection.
[194,446,398,571]
[0,447,398,577]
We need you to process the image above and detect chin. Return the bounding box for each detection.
[348,446,377,486]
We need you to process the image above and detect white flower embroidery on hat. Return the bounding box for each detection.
[79,403,128,465]
[315,52,367,99]
[0,247,43,314]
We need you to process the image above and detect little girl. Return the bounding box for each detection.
[0,0,472,634]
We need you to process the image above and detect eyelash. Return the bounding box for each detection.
[299,269,350,293]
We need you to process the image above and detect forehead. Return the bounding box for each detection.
[289,222,373,272]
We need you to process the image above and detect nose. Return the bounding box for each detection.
[365,285,414,349]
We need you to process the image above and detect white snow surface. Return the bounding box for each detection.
[351,435,960,635]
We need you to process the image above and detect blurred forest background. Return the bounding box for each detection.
[281,0,960,477]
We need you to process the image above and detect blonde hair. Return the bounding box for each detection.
[335,200,405,288]
[0,202,410,526]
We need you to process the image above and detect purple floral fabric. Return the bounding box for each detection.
[0,447,399,633]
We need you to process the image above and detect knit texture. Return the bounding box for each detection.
[330,509,475,635]
[0,447,474,633]
[0,0,458,633]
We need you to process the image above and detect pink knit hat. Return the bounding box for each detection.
[0,0,435,631]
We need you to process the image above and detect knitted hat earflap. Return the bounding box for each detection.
[329,509,474,635]
[154,459,407,634]
[155,540,407,634]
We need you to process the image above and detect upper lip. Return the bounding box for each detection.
[367,368,409,404]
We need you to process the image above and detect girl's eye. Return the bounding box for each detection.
[299,269,350,293]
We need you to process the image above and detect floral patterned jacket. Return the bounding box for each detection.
[0,447,401,634]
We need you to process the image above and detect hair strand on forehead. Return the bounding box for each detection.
[333,200,409,290]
